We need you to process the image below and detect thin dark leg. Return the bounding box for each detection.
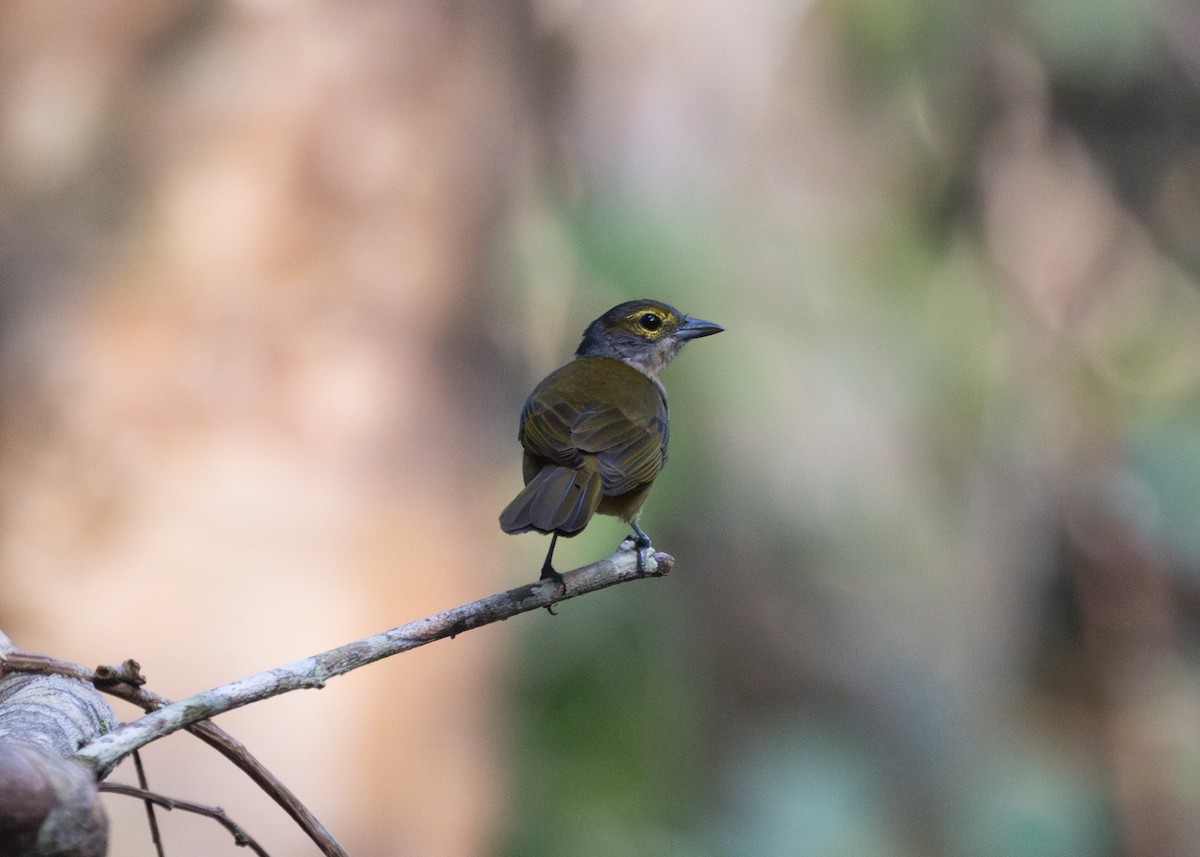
[539,532,562,582]
[629,523,652,573]
[539,533,566,610]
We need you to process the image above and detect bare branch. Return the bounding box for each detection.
[100,782,270,857]
[179,714,346,857]
[2,651,345,855]
[130,752,165,857]
[75,544,673,772]
[0,635,116,764]
[0,742,108,857]
[0,635,116,856]
[0,543,672,856]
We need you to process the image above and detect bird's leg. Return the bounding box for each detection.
[629,522,652,573]
[539,533,566,612]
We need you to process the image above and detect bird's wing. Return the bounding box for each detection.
[519,392,667,497]
[518,397,588,470]
[573,406,667,496]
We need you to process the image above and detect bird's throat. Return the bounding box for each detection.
[619,341,682,381]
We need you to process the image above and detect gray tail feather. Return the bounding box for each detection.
[499,465,602,536]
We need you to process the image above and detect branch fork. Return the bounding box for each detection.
[0,543,674,856]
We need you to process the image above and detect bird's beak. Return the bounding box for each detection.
[676,315,725,340]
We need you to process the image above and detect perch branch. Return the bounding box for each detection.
[74,543,673,773]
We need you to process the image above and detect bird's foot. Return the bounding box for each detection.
[539,565,566,614]
[636,542,652,573]
[622,528,653,574]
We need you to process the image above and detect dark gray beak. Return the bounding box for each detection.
[676,315,725,340]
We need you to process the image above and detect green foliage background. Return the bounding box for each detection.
[499,2,1200,854]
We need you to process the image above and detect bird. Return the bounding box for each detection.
[499,298,724,591]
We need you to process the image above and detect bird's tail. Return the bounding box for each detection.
[499,464,602,536]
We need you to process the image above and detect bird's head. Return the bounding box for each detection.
[575,299,724,378]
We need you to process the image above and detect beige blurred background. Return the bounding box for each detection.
[2,1,1200,856]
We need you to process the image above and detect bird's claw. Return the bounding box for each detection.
[540,566,566,592]
[540,566,566,614]
[622,530,653,573]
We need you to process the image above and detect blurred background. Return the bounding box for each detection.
[1,1,1199,855]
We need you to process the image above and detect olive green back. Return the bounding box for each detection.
[518,357,669,496]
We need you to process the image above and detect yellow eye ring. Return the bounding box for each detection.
[637,312,663,332]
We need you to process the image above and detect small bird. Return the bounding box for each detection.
[500,299,724,589]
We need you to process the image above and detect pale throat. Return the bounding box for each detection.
[618,341,684,395]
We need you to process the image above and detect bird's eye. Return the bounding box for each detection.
[639,313,663,332]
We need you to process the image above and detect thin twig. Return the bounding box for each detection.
[100,782,270,857]
[132,750,166,857]
[76,543,672,772]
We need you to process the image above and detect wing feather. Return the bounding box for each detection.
[505,358,668,536]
